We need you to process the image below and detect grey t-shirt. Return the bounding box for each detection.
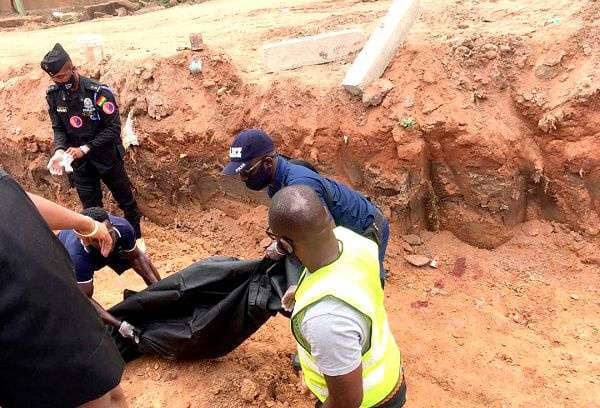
[300,296,370,376]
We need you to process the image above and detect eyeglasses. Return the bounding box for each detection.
[240,158,263,176]
[265,227,294,247]
[239,154,273,177]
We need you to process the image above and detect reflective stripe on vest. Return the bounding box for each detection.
[291,227,402,407]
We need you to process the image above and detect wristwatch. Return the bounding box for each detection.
[79,145,90,154]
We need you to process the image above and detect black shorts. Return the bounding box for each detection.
[0,170,125,408]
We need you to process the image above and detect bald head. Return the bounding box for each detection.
[269,185,332,242]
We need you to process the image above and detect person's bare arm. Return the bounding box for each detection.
[90,296,139,342]
[89,297,122,328]
[322,365,363,408]
[125,248,161,285]
[27,192,112,256]
[77,281,121,328]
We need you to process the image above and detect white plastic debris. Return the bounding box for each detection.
[429,259,438,268]
[189,59,203,74]
[122,110,139,150]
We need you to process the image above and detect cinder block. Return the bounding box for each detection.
[342,0,421,95]
[262,29,366,73]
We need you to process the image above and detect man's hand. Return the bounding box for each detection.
[94,221,113,257]
[47,149,65,175]
[282,285,297,312]
[75,217,113,257]
[118,321,140,344]
[66,147,85,159]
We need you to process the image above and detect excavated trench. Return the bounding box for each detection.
[1,4,600,407]
[0,23,599,251]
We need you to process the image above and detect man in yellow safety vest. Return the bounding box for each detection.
[267,185,406,408]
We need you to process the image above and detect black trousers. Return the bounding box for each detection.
[71,160,142,238]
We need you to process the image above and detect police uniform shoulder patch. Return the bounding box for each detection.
[69,115,83,128]
[102,101,116,115]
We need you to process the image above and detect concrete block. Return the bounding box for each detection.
[342,0,421,95]
[262,29,366,73]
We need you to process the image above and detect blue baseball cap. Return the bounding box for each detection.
[222,129,275,175]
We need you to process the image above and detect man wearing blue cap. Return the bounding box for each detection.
[223,128,390,286]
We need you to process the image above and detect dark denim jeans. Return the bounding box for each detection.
[362,209,390,286]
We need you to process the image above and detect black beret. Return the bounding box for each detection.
[41,43,71,75]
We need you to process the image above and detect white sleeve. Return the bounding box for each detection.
[300,303,368,377]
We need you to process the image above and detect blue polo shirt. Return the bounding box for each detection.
[267,157,377,234]
[57,214,137,283]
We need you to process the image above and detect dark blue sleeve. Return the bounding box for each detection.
[287,177,328,205]
[58,231,94,282]
[114,219,136,252]
[71,253,94,283]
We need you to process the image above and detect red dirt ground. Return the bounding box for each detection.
[1,0,599,407]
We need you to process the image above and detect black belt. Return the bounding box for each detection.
[376,373,407,407]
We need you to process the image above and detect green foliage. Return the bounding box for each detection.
[400,117,417,129]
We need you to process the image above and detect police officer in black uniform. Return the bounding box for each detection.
[41,43,142,239]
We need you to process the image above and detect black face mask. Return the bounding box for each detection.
[57,74,77,92]
[244,162,272,191]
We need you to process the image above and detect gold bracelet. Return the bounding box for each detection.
[75,219,99,238]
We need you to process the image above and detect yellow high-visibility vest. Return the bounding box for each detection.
[291,227,402,407]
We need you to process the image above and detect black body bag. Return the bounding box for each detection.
[108,256,299,362]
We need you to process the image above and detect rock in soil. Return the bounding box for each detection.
[401,240,415,254]
[402,234,423,246]
[362,79,394,107]
[240,378,259,402]
[404,254,431,267]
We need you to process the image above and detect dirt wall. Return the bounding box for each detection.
[0,0,104,12]
[0,3,598,249]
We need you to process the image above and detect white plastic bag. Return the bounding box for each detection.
[122,110,139,150]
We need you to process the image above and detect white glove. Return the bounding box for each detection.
[118,321,140,344]
[47,150,65,176]
[265,240,286,261]
[60,153,74,173]
[282,285,297,312]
